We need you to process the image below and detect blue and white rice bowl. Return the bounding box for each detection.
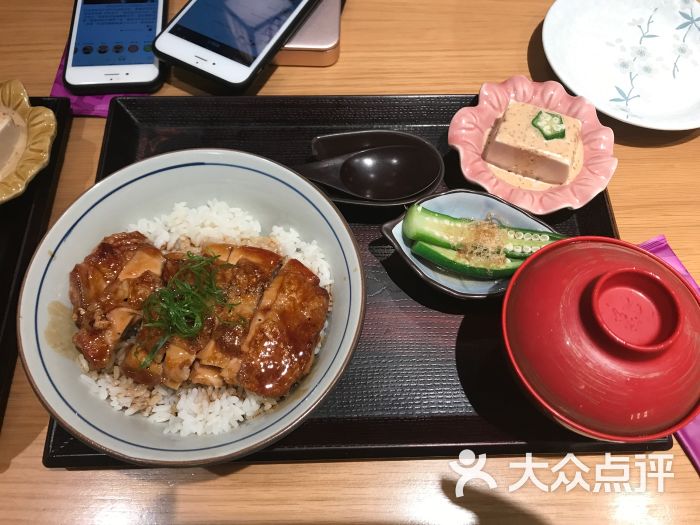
[18,149,365,466]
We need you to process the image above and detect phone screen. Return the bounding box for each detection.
[170,0,304,66]
[72,0,159,67]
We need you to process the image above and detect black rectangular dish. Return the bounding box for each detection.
[0,97,71,430]
[43,95,670,467]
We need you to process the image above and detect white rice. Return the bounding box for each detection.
[130,200,261,252]
[79,200,331,436]
[270,226,332,289]
[129,200,332,288]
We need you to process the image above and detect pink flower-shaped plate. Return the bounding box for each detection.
[448,76,618,215]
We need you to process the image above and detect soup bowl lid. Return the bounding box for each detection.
[502,236,700,441]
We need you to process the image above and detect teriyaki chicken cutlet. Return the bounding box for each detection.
[67,204,332,437]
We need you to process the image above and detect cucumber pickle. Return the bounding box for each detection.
[402,204,566,279]
[411,241,522,279]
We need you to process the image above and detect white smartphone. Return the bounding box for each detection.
[64,0,166,94]
[154,0,321,89]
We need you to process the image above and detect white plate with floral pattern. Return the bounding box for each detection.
[543,0,700,130]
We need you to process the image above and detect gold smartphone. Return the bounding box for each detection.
[276,0,341,66]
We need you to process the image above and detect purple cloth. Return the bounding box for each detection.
[638,235,700,475]
[50,49,147,117]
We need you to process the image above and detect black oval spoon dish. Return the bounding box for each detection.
[293,145,441,201]
[298,129,446,207]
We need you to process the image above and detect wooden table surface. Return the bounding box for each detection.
[1,0,698,523]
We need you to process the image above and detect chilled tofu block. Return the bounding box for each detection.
[483,101,582,184]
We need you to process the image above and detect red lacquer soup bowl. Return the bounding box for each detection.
[502,236,700,442]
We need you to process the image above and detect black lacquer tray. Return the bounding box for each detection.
[43,95,670,467]
[0,97,71,430]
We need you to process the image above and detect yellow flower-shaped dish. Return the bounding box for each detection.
[0,79,57,204]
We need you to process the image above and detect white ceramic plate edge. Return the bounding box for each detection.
[542,0,700,131]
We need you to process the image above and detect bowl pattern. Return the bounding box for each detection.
[448,76,618,215]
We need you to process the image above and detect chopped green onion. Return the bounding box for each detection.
[139,252,231,368]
